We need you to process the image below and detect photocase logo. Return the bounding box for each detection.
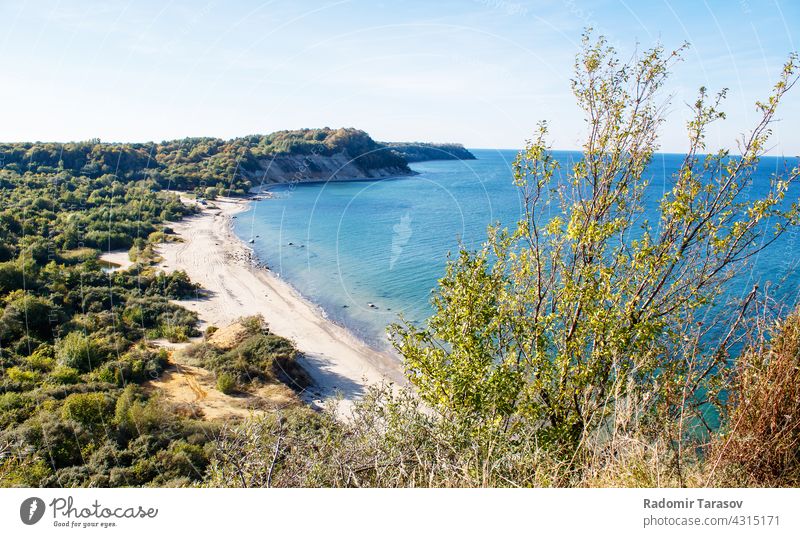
[390,212,413,270]
[20,497,45,525]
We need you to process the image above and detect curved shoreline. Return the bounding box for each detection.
[157,196,406,415]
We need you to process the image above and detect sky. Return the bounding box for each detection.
[0,0,798,154]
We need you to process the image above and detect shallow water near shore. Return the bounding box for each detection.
[234,149,800,350]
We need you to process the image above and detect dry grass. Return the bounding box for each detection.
[204,312,800,488]
[706,312,800,486]
[206,322,251,350]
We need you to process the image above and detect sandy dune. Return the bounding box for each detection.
[156,197,405,415]
[144,352,300,421]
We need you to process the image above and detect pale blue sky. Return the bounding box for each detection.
[1,0,798,153]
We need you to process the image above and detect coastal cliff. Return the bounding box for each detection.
[247,152,410,184]
[243,128,412,184]
[0,127,473,194]
[383,142,476,162]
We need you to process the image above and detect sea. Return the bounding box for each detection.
[233,149,800,351]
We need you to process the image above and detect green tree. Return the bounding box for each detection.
[0,260,25,294]
[203,186,219,200]
[0,291,57,343]
[390,32,800,452]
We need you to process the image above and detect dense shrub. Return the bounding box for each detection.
[0,260,25,294]
[0,292,58,343]
[114,386,175,439]
[96,346,168,386]
[26,346,56,372]
[56,331,105,372]
[145,270,198,299]
[0,392,35,428]
[216,373,237,395]
[48,366,82,385]
[187,323,304,389]
[4,367,41,390]
[23,413,92,468]
[60,392,115,427]
[0,140,211,488]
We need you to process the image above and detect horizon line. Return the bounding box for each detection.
[1,138,797,159]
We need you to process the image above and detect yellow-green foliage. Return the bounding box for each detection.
[48,365,81,385]
[61,392,114,427]
[391,32,800,457]
[216,372,237,394]
[0,456,52,487]
[59,247,100,264]
[5,367,41,389]
[56,331,103,373]
[26,346,55,372]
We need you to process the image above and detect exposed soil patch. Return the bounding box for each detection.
[144,339,302,422]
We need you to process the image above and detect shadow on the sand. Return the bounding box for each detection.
[297,352,366,402]
[183,289,216,301]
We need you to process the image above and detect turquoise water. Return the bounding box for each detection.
[234,149,800,349]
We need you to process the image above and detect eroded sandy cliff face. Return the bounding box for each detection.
[245,151,413,185]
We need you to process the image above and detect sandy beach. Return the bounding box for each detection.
[156,197,406,414]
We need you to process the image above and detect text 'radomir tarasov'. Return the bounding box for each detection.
[644,498,743,509]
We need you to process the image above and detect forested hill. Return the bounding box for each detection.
[0,128,473,195]
[382,142,476,162]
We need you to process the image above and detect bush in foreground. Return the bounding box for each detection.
[206,32,800,489]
